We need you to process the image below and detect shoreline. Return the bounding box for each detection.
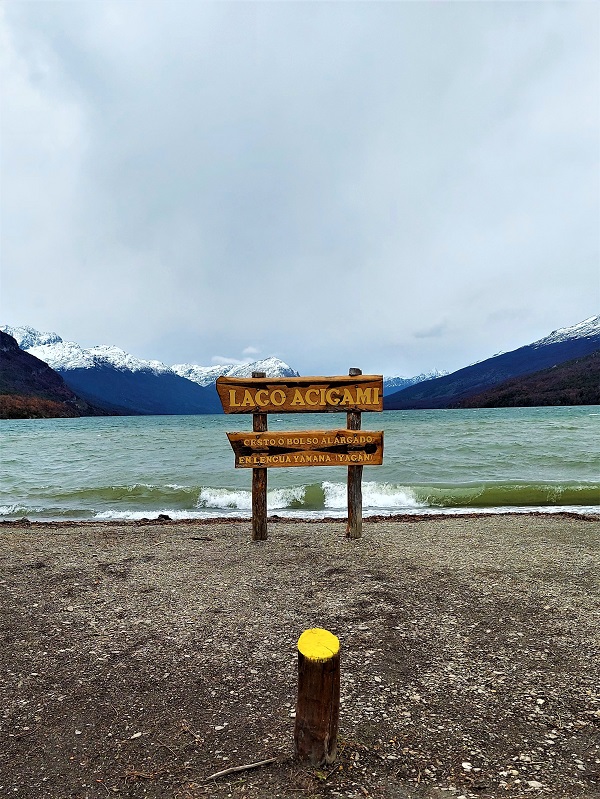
[1,507,599,528]
[1,514,599,798]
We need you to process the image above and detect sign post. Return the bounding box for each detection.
[346,367,363,540]
[251,371,268,541]
[216,369,383,540]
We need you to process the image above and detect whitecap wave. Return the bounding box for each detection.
[196,485,308,511]
[321,481,423,510]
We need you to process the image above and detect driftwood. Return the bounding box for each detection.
[204,757,278,782]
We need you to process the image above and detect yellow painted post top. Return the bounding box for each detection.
[297,628,340,662]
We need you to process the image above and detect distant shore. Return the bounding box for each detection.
[1,513,599,798]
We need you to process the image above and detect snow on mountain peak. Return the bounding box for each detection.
[226,356,298,379]
[1,326,174,374]
[86,345,173,374]
[383,369,448,394]
[172,356,299,386]
[1,325,63,350]
[4,324,299,384]
[532,315,600,347]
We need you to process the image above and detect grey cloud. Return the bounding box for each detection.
[1,1,598,377]
[414,322,449,340]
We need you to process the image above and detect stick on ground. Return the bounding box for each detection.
[204,757,278,782]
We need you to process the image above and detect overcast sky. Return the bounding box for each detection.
[1,1,598,377]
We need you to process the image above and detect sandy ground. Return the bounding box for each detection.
[1,513,599,799]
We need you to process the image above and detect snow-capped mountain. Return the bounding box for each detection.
[0,330,108,419]
[0,325,221,415]
[531,315,599,348]
[2,326,174,375]
[3,326,299,383]
[4,316,596,415]
[383,369,448,395]
[0,326,299,415]
[385,315,600,410]
[172,356,299,386]
[4,325,63,350]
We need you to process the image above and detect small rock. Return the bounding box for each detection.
[462,762,473,771]
[527,780,543,789]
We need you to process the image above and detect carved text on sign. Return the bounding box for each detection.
[216,376,383,414]
[226,429,384,469]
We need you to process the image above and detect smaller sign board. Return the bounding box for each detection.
[226,429,384,468]
[216,375,383,414]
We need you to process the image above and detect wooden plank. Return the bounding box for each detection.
[226,429,384,468]
[216,375,383,414]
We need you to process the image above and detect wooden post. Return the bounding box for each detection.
[252,371,268,541]
[294,628,340,766]
[346,367,362,539]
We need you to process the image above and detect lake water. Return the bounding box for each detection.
[1,407,598,521]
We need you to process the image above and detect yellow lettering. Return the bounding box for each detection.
[356,387,372,405]
[305,388,320,406]
[340,388,355,406]
[326,388,341,405]
[291,389,306,406]
[270,389,286,406]
[241,389,254,407]
[229,389,241,407]
[255,389,269,407]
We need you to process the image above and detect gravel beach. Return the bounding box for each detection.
[1,513,599,799]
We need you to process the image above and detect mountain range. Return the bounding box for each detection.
[384,316,600,409]
[456,350,600,408]
[1,316,598,418]
[0,331,107,419]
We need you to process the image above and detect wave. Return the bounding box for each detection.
[411,482,600,508]
[40,483,200,504]
[196,481,599,512]
[1,480,597,522]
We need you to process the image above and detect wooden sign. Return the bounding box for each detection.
[216,375,383,414]
[226,429,384,468]
[217,368,383,541]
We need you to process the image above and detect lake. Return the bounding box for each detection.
[1,407,598,520]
